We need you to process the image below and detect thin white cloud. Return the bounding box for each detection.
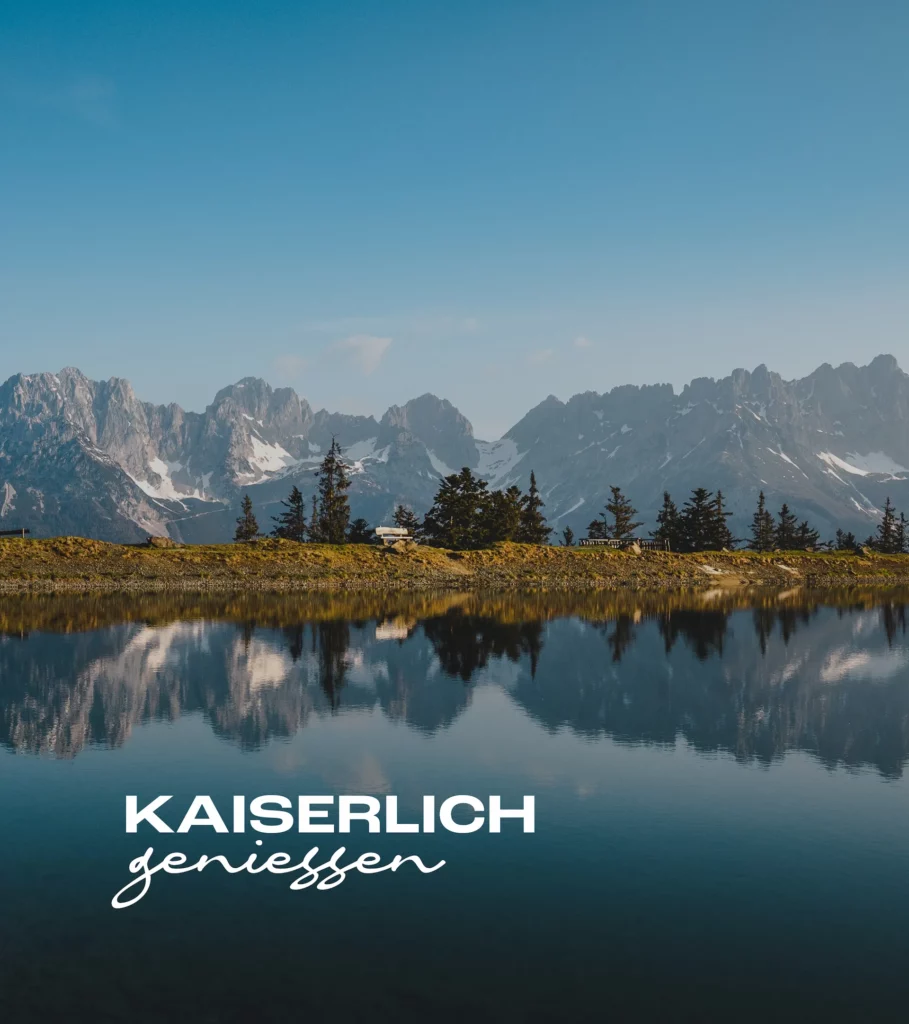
[273,354,308,379]
[574,335,592,349]
[528,348,555,365]
[332,334,392,375]
[301,312,482,340]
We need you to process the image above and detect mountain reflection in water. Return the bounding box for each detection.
[1,589,908,776]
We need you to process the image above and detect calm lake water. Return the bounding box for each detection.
[2,589,909,1022]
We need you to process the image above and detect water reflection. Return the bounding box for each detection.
[1,589,908,775]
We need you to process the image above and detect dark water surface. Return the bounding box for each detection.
[2,589,909,1022]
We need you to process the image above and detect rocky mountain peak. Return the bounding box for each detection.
[379,393,477,470]
[1,356,908,544]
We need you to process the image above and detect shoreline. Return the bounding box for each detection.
[3,536,909,593]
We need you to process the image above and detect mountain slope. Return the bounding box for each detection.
[1,356,907,542]
[499,354,909,538]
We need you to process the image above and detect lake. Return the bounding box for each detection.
[2,589,909,1022]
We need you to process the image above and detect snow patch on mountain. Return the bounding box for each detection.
[128,458,209,502]
[345,437,379,461]
[817,451,909,479]
[244,437,298,477]
[425,449,456,478]
[554,497,585,520]
[844,451,909,477]
[766,448,808,478]
[0,483,16,518]
[342,437,391,475]
[477,438,525,484]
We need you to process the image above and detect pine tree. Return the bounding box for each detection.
[346,517,372,544]
[422,467,490,549]
[708,490,735,550]
[898,513,908,554]
[271,485,307,542]
[308,493,321,542]
[234,494,259,542]
[774,504,799,549]
[835,528,857,551]
[393,504,422,538]
[679,488,715,552]
[795,520,820,550]
[517,471,551,544]
[602,486,642,541]
[651,491,681,551]
[561,526,575,547]
[586,516,606,540]
[876,497,899,554]
[315,437,351,544]
[482,486,524,544]
[748,491,775,552]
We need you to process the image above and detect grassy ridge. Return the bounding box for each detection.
[2,536,909,591]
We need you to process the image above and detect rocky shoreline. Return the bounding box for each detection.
[2,536,909,592]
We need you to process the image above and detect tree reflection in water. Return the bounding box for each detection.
[1,589,908,775]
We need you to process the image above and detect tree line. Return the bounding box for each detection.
[587,485,909,553]
[406,467,551,548]
[235,448,553,549]
[234,438,370,544]
[235,441,909,554]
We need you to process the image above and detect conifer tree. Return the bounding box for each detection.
[308,493,321,542]
[748,491,775,552]
[483,486,524,544]
[586,516,606,540]
[876,497,899,554]
[393,504,422,538]
[602,485,641,541]
[517,471,551,544]
[774,503,799,549]
[795,519,820,550]
[709,490,735,550]
[422,467,490,549]
[561,526,575,547]
[234,494,259,542]
[315,437,351,544]
[679,487,715,552]
[898,513,908,554]
[271,485,307,542]
[346,517,372,544]
[835,528,857,551]
[651,491,682,551]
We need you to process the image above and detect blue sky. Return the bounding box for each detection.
[2,0,908,438]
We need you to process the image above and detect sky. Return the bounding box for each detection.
[2,0,908,439]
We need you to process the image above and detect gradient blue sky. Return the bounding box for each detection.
[2,0,908,438]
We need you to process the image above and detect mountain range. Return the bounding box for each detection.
[1,355,907,543]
